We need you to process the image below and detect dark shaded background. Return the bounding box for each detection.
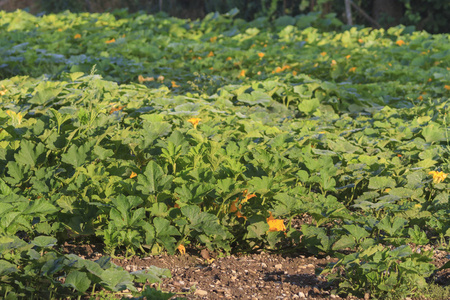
[1,0,449,33]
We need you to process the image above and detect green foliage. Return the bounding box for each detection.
[322,245,436,299]
[0,8,449,299]
[0,236,172,298]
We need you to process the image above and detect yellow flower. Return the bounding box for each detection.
[258,52,265,58]
[241,190,256,203]
[209,36,217,43]
[396,40,405,46]
[177,244,186,255]
[130,172,137,179]
[171,81,180,88]
[428,171,448,184]
[266,212,286,232]
[331,60,337,66]
[74,33,81,39]
[320,52,327,56]
[207,51,214,57]
[414,203,422,209]
[6,110,23,125]
[444,85,450,90]
[187,117,201,129]
[349,67,357,72]
[292,71,297,76]
[157,75,165,82]
[105,38,116,44]
[138,75,154,83]
[0,85,7,96]
[57,28,63,32]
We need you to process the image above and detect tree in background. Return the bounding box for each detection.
[0,0,448,33]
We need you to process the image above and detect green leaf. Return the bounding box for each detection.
[93,145,114,160]
[237,91,272,106]
[29,81,64,105]
[14,140,45,168]
[61,144,89,168]
[140,286,176,300]
[368,177,396,190]
[65,270,91,293]
[422,123,446,143]
[137,161,172,195]
[100,268,135,292]
[131,266,171,284]
[298,98,320,115]
[31,236,57,248]
[342,224,370,242]
[23,199,58,215]
[0,260,17,276]
[332,235,356,250]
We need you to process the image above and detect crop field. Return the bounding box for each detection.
[0,8,449,299]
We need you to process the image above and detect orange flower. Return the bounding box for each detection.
[345,55,351,59]
[109,105,125,114]
[266,212,286,232]
[210,36,217,43]
[273,66,282,74]
[229,199,239,213]
[236,210,247,220]
[207,51,214,57]
[320,52,327,56]
[74,33,81,39]
[157,75,165,82]
[187,117,201,129]
[177,244,186,255]
[239,69,246,77]
[331,60,337,66]
[105,38,116,44]
[444,85,450,90]
[130,171,138,178]
[258,52,265,58]
[57,28,63,32]
[171,81,180,88]
[230,199,246,220]
[292,71,297,76]
[348,67,356,72]
[226,57,232,61]
[418,95,423,100]
[396,40,405,46]
[358,39,363,43]
[428,78,432,82]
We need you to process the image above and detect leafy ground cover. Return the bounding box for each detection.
[0,8,449,299]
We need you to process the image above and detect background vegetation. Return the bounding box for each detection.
[1,0,449,34]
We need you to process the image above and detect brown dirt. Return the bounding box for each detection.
[111,252,340,299]
[60,216,449,300]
